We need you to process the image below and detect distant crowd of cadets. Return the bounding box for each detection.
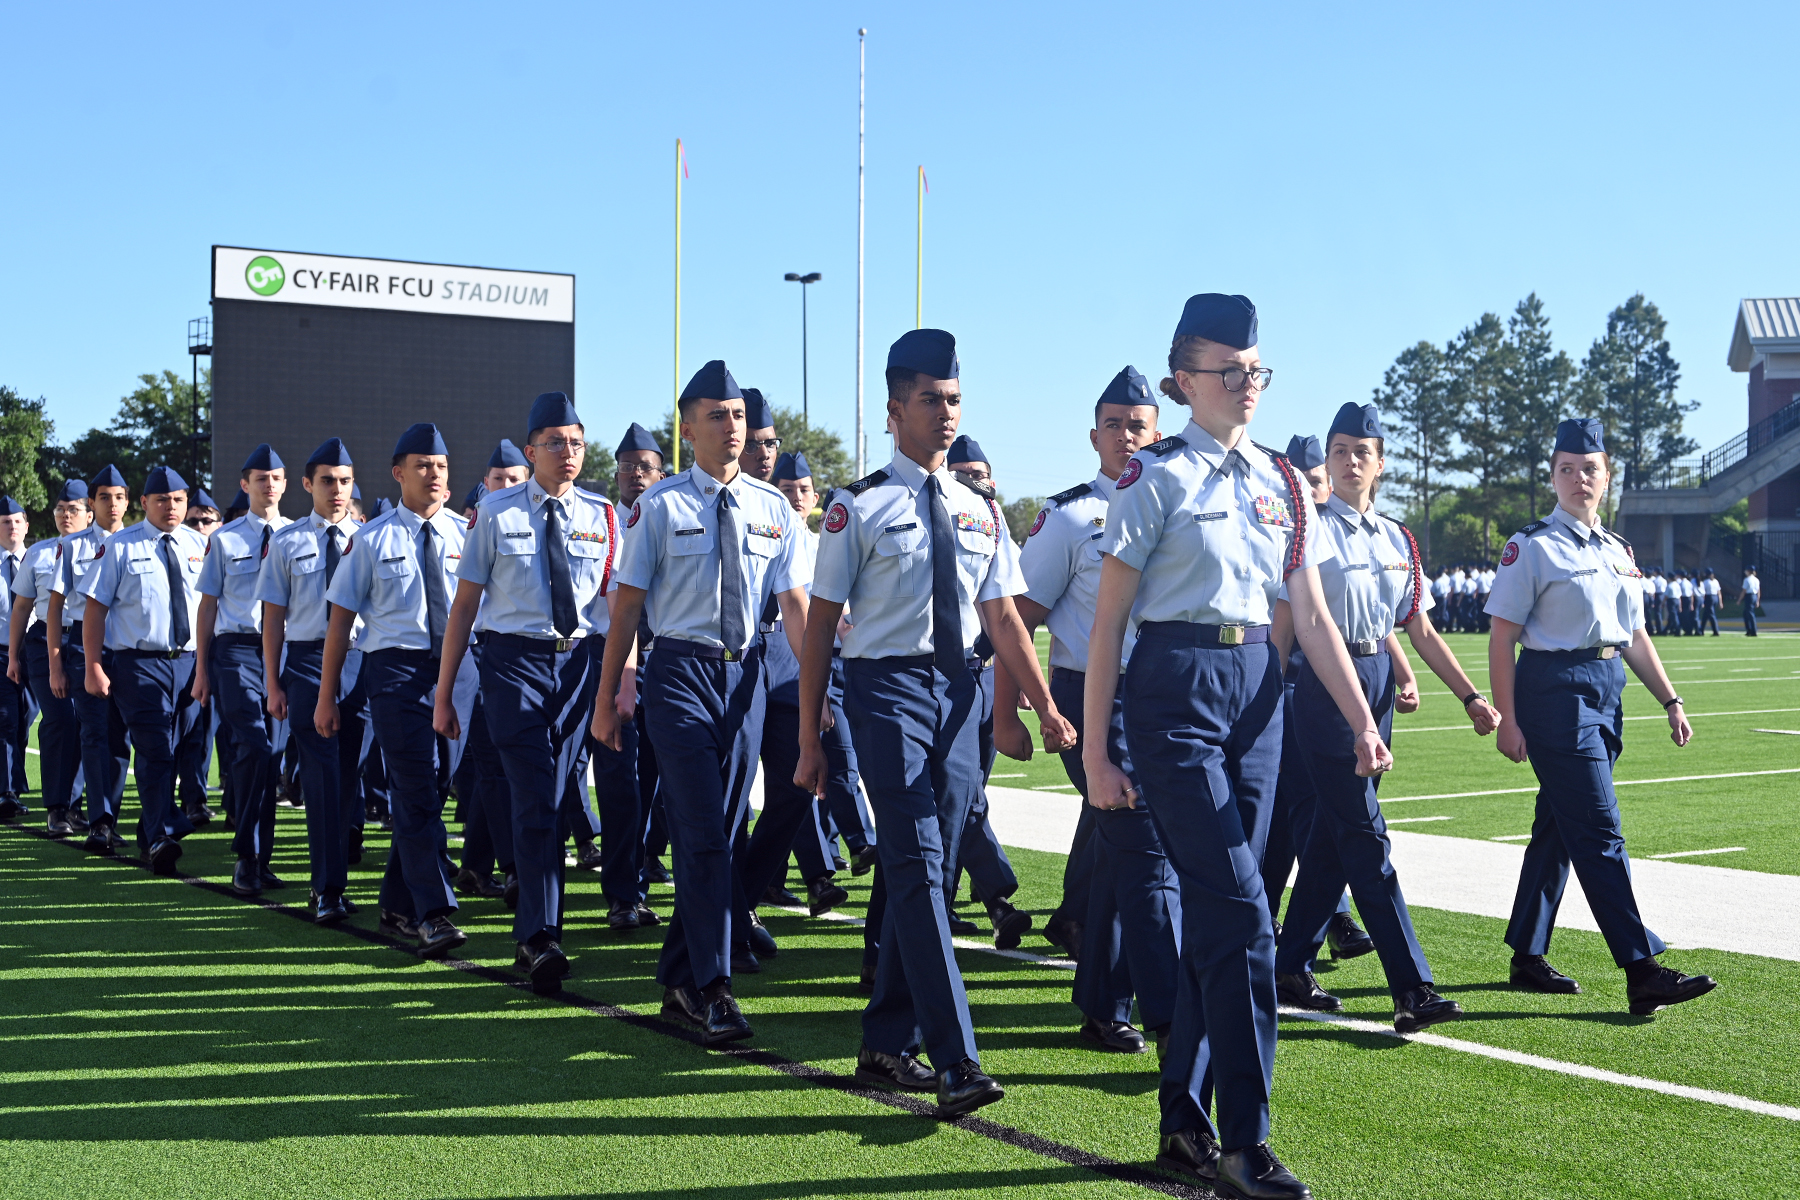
[1,293,1738,1200]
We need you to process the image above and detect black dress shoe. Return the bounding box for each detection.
[379,909,420,939]
[858,965,876,995]
[575,839,603,871]
[314,894,350,925]
[947,915,980,937]
[1276,971,1343,1012]
[987,899,1033,950]
[223,813,237,832]
[936,1059,1004,1118]
[608,899,641,930]
[65,808,90,833]
[347,826,363,865]
[698,984,753,1046]
[518,939,571,995]
[416,915,467,958]
[46,808,74,836]
[1215,1143,1311,1200]
[148,838,183,876]
[1043,913,1082,960]
[1626,963,1717,1016]
[1326,911,1375,960]
[744,913,776,956]
[855,1044,938,1091]
[731,947,763,975]
[258,864,287,889]
[1080,1017,1146,1053]
[634,903,662,926]
[183,802,215,826]
[1394,984,1464,1033]
[832,854,849,872]
[762,883,803,908]
[502,873,519,910]
[84,824,115,855]
[457,870,507,899]
[0,796,23,821]
[850,844,878,876]
[1511,953,1581,994]
[807,876,849,916]
[1155,1127,1220,1183]
[643,857,672,884]
[231,858,264,896]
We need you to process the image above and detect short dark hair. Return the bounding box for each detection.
[676,395,702,422]
[525,422,585,446]
[304,461,353,482]
[886,366,921,400]
[1094,399,1157,427]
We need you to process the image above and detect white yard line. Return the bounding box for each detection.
[1386,815,1454,824]
[1752,729,1800,737]
[1488,834,1533,841]
[1380,768,1800,803]
[1395,708,1800,733]
[1649,847,1747,860]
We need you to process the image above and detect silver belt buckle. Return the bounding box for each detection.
[1217,624,1246,646]
[722,648,739,662]
[1597,645,1618,660]
[1349,638,1380,657]
[554,637,573,653]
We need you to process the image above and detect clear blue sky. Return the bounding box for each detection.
[5,2,1797,499]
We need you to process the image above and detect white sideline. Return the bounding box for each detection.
[1381,767,1800,803]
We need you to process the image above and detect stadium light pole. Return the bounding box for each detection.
[187,317,212,488]
[784,272,821,428]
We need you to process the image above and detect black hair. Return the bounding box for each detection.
[886,366,921,400]
[525,423,585,446]
[1094,399,1158,427]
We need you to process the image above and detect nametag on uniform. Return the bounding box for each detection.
[1569,568,1597,578]
[745,523,782,540]
[503,530,533,539]
[674,527,705,537]
[884,522,919,534]
[1252,495,1293,527]
[230,555,253,563]
[1089,530,1104,541]
[381,556,406,564]
[293,551,318,561]
[1194,511,1227,522]
[1342,563,1370,571]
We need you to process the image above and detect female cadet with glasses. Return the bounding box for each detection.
[1084,294,1393,1200]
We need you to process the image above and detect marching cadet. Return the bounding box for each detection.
[8,481,94,830]
[193,444,293,896]
[1486,418,1716,1015]
[77,466,209,872]
[259,438,365,923]
[1084,295,1393,1198]
[0,497,30,816]
[1696,567,1722,636]
[320,423,476,958]
[436,392,620,995]
[49,466,130,847]
[994,366,1173,1053]
[1675,569,1697,635]
[795,328,1076,1117]
[591,361,809,1043]
[1270,403,1500,1032]
[1644,566,1664,635]
[179,487,226,823]
[1740,565,1761,636]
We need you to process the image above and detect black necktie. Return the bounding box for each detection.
[419,522,448,656]
[927,475,963,677]
[543,497,578,638]
[325,524,343,586]
[1,553,14,591]
[161,534,191,650]
[259,523,272,560]
[717,490,746,653]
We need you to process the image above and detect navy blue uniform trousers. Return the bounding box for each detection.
[210,634,278,861]
[365,647,466,920]
[845,656,984,1068]
[955,662,1018,903]
[282,643,367,896]
[24,627,83,811]
[818,655,874,854]
[108,649,201,849]
[1506,650,1664,966]
[645,643,764,991]
[1126,623,1281,1148]
[1274,652,1431,994]
[741,625,833,900]
[0,646,30,797]
[575,698,656,906]
[1261,681,1350,936]
[479,632,596,944]
[70,641,130,825]
[458,686,517,880]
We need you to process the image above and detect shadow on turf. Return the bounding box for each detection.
[480,1169,1144,1199]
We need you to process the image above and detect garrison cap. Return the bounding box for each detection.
[90,465,128,491]
[948,435,989,466]
[56,479,90,503]
[772,451,812,482]
[464,482,488,511]
[528,391,581,434]
[373,497,394,517]
[680,360,743,403]
[488,438,527,469]
[393,422,449,458]
[1329,402,1384,441]
[143,466,189,496]
[742,388,774,430]
[1098,365,1155,408]
[1175,293,1258,349]
[616,422,663,459]
[306,437,353,467]
[226,488,249,512]
[241,443,284,472]
[1555,418,1606,455]
[0,496,22,516]
[190,488,217,511]
[887,328,959,379]
[351,484,362,501]
[1285,434,1326,472]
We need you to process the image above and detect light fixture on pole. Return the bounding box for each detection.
[187,317,212,488]
[783,272,822,428]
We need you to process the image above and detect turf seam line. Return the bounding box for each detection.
[1382,767,1800,802]
[1,822,1210,1199]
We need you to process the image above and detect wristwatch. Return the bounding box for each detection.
[1460,691,1486,708]
[1662,695,1684,710]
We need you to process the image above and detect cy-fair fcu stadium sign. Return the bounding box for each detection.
[212,245,574,323]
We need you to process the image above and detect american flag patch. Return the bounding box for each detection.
[1252,495,1292,527]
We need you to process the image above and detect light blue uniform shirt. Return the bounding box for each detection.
[10,540,65,628]
[1,546,26,640]
[1283,493,1429,644]
[79,520,209,652]
[1020,471,1134,672]
[256,512,363,644]
[1484,505,1643,651]
[50,525,110,622]
[324,502,467,653]
[458,480,618,639]
[613,467,807,650]
[197,510,291,635]
[1101,419,1330,628]
[812,452,1022,659]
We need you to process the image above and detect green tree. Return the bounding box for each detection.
[1375,340,1461,569]
[1581,294,1696,498]
[62,368,214,496]
[0,386,56,534]
[1498,294,1578,520]
[1445,313,1509,560]
[1001,494,1046,545]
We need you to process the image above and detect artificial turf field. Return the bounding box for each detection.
[2,629,1796,1199]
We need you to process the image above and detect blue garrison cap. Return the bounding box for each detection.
[241,443,284,472]
[307,437,353,468]
[616,422,663,459]
[56,479,90,503]
[352,484,362,501]
[90,464,127,491]
[680,360,743,403]
[887,328,959,379]
[488,438,527,470]
[742,387,774,430]
[772,451,812,482]
[1555,418,1606,455]
[528,391,581,434]
[143,466,189,496]
[1285,434,1325,472]
[463,482,488,511]
[948,435,989,466]
[373,497,394,517]
[393,422,449,458]
[1329,402,1384,441]
[1098,365,1155,408]
[191,488,217,511]
[226,488,249,512]
[0,496,22,516]
[1175,293,1258,350]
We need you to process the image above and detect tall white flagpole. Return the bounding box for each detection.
[856,27,867,477]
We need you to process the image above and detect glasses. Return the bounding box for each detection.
[533,438,586,454]
[185,514,219,527]
[954,468,993,484]
[1185,367,1273,393]
[746,437,782,451]
[616,463,663,478]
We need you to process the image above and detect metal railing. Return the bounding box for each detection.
[1628,395,1800,491]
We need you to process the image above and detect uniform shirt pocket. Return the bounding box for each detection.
[667,529,715,592]
[126,555,158,576]
[497,531,537,556]
[875,524,928,596]
[292,551,323,575]
[225,555,260,577]
[376,556,414,581]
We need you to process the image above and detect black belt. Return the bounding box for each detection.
[1523,645,1628,662]
[366,646,438,662]
[1051,666,1124,682]
[655,637,751,663]
[287,639,326,652]
[865,652,985,671]
[1345,638,1383,658]
[116,647,193,661]
[213,631,262,648]
[1137,620,1271,647]
[483,630,584,654]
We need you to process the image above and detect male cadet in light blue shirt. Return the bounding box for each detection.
[78,466,209,873]
[995,365,1176,1055]
[436,392,620,995]
[0,496,31,815]
[591,359,810,1044]
[259,438,364,924]
[320,423,477,958]
[193,443,292,897]
[794,328,1076,1117]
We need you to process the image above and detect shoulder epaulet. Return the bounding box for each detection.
[1519,520,1550,537]
[843,469,889,496]
[962,478,997,501]
[1048,482,1092,507]
[1143,435,1187,458]
[1604,527,1631,550]
[1250,441,1285,462]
